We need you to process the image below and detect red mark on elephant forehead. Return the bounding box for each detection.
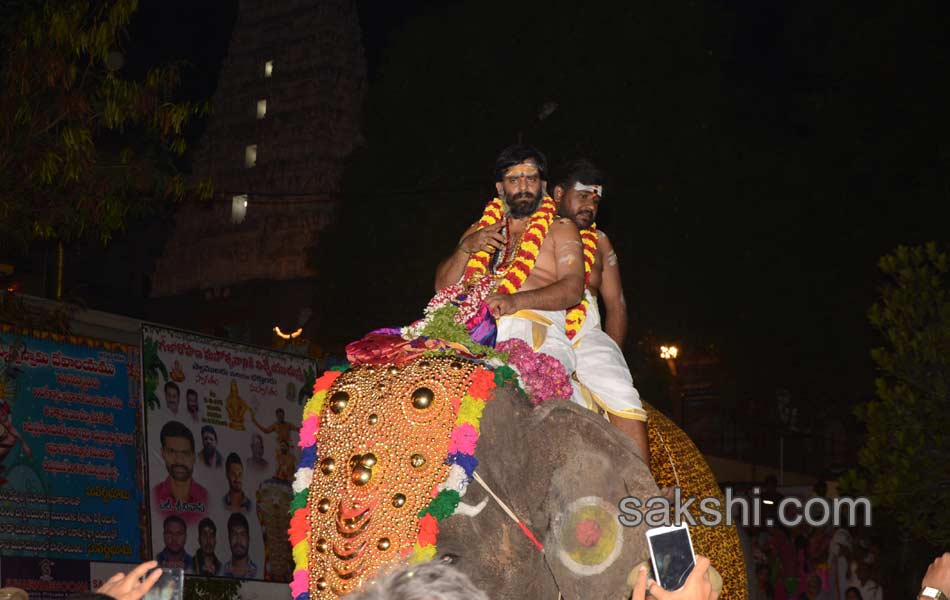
[575,518,602,547]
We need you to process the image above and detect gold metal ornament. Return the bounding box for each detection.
[307,355,478,599]
[329,391,349,414]
[351,465,373,486]
[410,387,434,409]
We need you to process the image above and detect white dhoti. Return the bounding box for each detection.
[570,291,647,422]
[495,308,577,376]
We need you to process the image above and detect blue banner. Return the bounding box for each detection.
[0,326,144,561]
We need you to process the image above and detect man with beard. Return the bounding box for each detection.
[156,515,194,573]
[164,382,180,415]
[152,421,208,523]
[194,518,221,576]
[434,145,585,373]
[199,425,223,468]
[246,433,269,473]
[186,389,200,422]
[222,452,251,513]
[223,512,257,578]
[551,159,648,459]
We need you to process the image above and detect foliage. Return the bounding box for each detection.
[842,243,950,547]
[142,335,168,410]
[0,291,75,333]
[0,0,212,251]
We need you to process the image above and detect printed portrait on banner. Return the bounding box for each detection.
[143,325,315,582]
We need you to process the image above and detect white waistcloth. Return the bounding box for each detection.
[570,291,647,421]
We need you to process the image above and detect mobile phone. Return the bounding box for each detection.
[646,523,696,591]
[143,567,183,600]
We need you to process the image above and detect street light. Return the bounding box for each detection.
[660,344,681,423]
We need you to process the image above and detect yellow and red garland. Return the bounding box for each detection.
[462,196,559,294]
[564,226,598,339]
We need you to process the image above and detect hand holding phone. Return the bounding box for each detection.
[142,568,183,600]
[646,523,696,592]
[96,561,162,600]
[637,556,715,600]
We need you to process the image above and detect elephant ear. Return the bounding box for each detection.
[526,401,657,600]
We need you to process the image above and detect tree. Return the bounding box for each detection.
[0,0,211,251]
[843,243,950,550]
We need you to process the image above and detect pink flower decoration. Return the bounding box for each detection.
[496,339,572,404]
[298,416,320,448]
[448,423,478,455]
[290,569,308,597]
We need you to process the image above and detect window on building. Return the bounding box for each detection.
[264,60,273,77]
[244,144,257,168]
[231,195,248,224]
[257,99,267,119]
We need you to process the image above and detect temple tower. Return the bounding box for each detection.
[149,0,365,346]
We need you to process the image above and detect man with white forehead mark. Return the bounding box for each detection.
[552,158,649,461]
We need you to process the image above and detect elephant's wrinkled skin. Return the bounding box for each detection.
[436,385,658,599]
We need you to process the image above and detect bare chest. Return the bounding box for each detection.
[503,221,558,291]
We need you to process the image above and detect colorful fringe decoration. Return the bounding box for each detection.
[408,367,495,562]
[288,363,496,600]
[288,366,348,600]
[565,225,598,340]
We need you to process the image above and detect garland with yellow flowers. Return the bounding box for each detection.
[564,225,599,339]
[462,196,559,294]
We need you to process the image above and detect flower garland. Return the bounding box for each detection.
[409,366,497,564]
[402,196,559,342]
[289,366,347,600]
[288,364,501,600]
[496,338,573,404]
[462,196,559,295]
[564,225,599,340]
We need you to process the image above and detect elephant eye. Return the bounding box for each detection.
[439,553,460,565]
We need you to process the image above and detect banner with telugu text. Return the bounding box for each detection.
[142,325,315,582]
[0,326,144,562]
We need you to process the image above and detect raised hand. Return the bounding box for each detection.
[96,561,162,600]
[458,222,506,255]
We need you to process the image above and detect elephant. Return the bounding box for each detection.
[293,355,748,600]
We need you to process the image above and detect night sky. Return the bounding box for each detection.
[104,0,950,429]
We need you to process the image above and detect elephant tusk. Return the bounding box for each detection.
[455,496,489,517]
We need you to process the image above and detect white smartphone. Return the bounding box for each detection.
[143,567,183,600]
[646,523,696,591]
